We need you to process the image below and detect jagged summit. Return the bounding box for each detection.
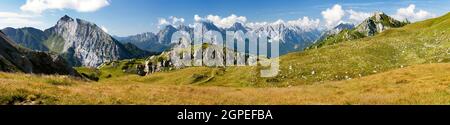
[42,15,150,67]
[60,15,74,22]
[355,11,408,36]
[309,12,409,49]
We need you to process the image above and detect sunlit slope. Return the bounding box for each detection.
[276,12,450,84]
[1,63,449,104]
[108,12,450,87]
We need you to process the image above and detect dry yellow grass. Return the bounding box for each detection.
[0,63,449,105]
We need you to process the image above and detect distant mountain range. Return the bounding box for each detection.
[2,15,152,67]
[117,20,323,55]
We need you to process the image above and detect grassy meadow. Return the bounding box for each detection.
[0,63,449,105]
[0,13,449,105]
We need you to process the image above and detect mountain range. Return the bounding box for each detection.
[0,12,408,68]
[117,20,322,55]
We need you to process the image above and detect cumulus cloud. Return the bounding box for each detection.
[347,9,371,24]
[20,0,110,14]
[194,14,247,28]
[0,12,43,29]
[287,17,320,29]
[169,16,185,25]
[321,4,345,28]
[393,4,435,22]
[158,18,169,27]
[194,15,202,22]
[158,16,185,28]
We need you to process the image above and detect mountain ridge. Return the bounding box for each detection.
[308,12,409,49]
[0,30,80,76]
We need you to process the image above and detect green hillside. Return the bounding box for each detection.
[1,63,449,105]
[72,12,450,88]
[1,13,449,105]
[277,12,449,84]
[308,12,409,49]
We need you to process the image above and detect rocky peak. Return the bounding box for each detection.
[44,15,148,67]
[157,25,178,44]
[355,12,408,36]
[372,12,387,21]
[59,15,74,22]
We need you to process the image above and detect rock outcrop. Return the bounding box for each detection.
[355,12,408,36]
[44,15,149,67]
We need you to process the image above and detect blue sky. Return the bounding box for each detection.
[0,0,449,36]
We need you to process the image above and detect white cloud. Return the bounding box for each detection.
[158,18,169,26]
[169,16,185,25]
[194,14,247,28]
[321,4,345,28]
[194,15,202,22]
[100,25,108,33]
[347,9,371,24]
[0,12,43,29]
[287,17,320,29]
[393,4,435,22]
[0,12,35,18]
[20,0,110,14]
[158,16,185,28]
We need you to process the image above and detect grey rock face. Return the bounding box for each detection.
[142,42,261,76]
[355,12,408,36]
[158,25,178,44]
[45,15,143,67]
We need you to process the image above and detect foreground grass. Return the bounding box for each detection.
[1,63,449,105]
[75,13,450,88]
